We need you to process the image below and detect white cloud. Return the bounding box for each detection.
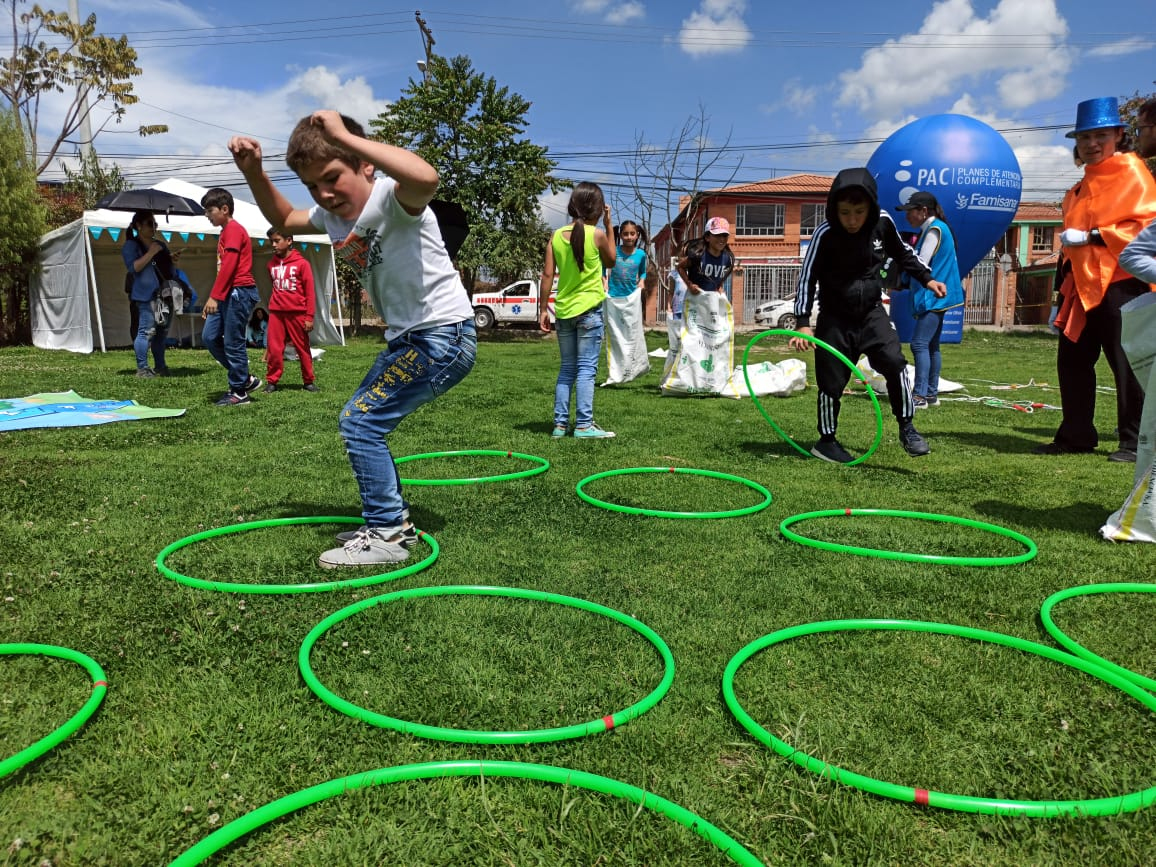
[282,67,392,127]
[572,0,644,23]
[762,79,821,115]
[1087,37,1155,58]
[837,0,1071,118]
[679,0,752,58]
[607,2,645,25]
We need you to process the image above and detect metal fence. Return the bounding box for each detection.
[740,263,802,324]
[965,257,996,325]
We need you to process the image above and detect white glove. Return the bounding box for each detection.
[1060,228,1089,247]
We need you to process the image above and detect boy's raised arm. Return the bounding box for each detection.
[229,136,316,234]
[308,110,438,215]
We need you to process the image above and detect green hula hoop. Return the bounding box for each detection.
[156,517,439,594]
[741,329,883,466]
[299,584,675,744]
[167,760,763,867]
[1040,583,1156,692]
[779,508,1037,566]
[722,619,1156,817]
[0,643,107,779]
[396,449,550,485]
[575,467,772,519]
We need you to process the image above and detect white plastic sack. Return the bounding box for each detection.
[855,357,965,394]
[731,358,807,398]
[660,291,740,398]
[1101,293,1156,542]
[602,291,650,386]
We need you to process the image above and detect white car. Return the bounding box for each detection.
[752,292,889,329]
[752,294,799,330]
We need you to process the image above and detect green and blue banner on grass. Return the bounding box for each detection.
[0,390,185,431]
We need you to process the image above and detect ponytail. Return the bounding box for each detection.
[570,218,588,271]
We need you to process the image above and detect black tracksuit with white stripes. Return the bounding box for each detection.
[794,168,934,436]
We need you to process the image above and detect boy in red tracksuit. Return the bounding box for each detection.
[263,229,318,392]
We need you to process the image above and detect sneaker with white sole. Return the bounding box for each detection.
[318,527,411,568]
[810,438,854,464]
[552,425,568,438]
[574,423,615,439]
[335,525,418,546]
[243,375,263,394]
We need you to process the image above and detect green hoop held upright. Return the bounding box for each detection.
[741,328,884,466]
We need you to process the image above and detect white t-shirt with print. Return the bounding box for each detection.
[309,177,473,341]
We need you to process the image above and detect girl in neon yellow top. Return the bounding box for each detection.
[539,182,617,438]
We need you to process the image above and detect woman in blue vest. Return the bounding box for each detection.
[898,191,964,408]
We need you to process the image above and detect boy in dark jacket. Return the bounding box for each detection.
[788,168,947,463]
[263,229,318,392]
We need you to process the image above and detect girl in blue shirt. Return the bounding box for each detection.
[607,220,647,297]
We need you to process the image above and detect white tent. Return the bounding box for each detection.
[29,178,344,353]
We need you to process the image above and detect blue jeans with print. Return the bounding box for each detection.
[201,286,259,392]
[910,310,945,400]
[340,321,477,528]
[134,299,168,371]
[553,306,604,428]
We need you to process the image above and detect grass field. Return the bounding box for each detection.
[1,327,1154,866]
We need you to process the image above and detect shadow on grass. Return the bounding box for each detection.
[477,328,553,344]
[930,428,1066,454]
[972,498,1108,534]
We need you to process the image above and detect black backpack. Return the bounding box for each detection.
[429,200,470,259]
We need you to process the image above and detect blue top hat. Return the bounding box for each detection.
[1066,97,1123,138]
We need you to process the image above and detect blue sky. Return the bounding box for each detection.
[22,0,1156,228]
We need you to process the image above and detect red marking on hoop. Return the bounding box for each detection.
[844,508,853,516]
[669,467,676,473]
[506,450,512,458]
[602,715,616,731]
[914,788,930,806]
[93,680,108,688]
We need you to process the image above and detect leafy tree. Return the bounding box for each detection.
[0,110,47,344]
[369,54,561,291]
[0,1,166,176]
[1120,90,1156,176]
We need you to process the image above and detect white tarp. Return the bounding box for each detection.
[30,178,343,353]
[601,290,650,386]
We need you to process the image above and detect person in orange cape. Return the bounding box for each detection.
[1037,97,1156,463]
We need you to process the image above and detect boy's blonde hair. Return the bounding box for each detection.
[286,113,366,174]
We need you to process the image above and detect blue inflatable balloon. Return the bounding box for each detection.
[867,114,1022,277]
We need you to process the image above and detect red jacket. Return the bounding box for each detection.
[266,249,316,318]
[209,219,255,301]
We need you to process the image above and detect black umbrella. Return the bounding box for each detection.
[95,188,204,218]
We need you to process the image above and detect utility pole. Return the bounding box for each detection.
[415,10,435,81]
[67,0,95,164]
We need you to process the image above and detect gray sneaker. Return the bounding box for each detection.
[899,423,930,457]
[811,438,854,464]
[319,527,411,569]
[335,525,417,547]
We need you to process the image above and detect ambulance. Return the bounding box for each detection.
[471,279,557,330]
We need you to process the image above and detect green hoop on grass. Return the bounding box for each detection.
[1041,583,1156,692]
[299,584,675,743]
[396,449,549,485]
[779,508,1037,566]
[0,644,107,779]
[156,517,438,594]
[167,760,763,867]
[575,467,772,519]
[722,618,1156,816]
[742,328,884,465]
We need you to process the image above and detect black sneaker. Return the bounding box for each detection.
[303,383,319,392]
[1108,449,1137,463]
[263,382,277,394]
[215,391,251,407]
[899,424,930,457]
[811,438,854,464]
[243,375,262,394]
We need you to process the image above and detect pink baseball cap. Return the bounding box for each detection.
[705,216,731,235]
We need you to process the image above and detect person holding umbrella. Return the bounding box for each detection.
[122,210,172,377]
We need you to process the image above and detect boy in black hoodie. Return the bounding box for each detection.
[788,168,947,463]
